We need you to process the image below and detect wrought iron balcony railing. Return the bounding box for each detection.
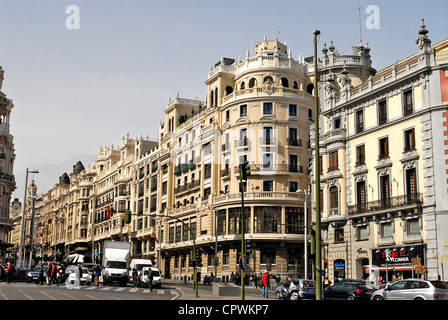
[348,193,422,215]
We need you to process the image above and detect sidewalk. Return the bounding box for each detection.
[169,281,277,300]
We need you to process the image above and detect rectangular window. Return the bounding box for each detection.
[335,228,344,243]
[358,225,368,240]
[381,222,393,238]
[263,153,272,169]
[329,151,338,171]
[240,104,247,117]
[356,109,364,133]
[260,248,276,264]
[404,128,416,152]
[263,127,273,144]
[289,181,298,192]
[263,180,273,191]
[225,110,230,122]
[289,104,297,116]
[334,117,341,129]
[378,100,387,125]
[379,137,389,159]
[356,145,365,166]
[330,186,338,209]
[403,89,413,115]
[263,102,273,114]
[407,218,420,235]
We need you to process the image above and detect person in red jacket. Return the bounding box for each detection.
[261,269,270,298]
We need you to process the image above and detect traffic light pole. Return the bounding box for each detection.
[240,179,245,301]
[239,161,250,300]
[313,29,323,300]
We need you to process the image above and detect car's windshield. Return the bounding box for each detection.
[106,261,127,269]
[303,281,315,288]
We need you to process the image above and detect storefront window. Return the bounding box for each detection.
[334,259,346,281]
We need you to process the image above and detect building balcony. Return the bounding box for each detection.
[348,193,423,216]
[233,163,303,175]
[215,191,303,205]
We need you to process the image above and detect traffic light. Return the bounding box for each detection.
[124,210,132,224]
[272,219,278,232]
[324,258,328,269]
[240,160,251,181]
[195,248,201,261]
[246,239,252,254]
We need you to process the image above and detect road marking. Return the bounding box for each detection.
[100,287,112,290]
[18,289,34,300]
[85,294,101,300]
[0,289,8,300]
[157,289,164,294]
[63,292,80,300]
[40,291,57,300]
[115,287,126,291]
[143,289,152,293]
[129,288,138,292]
[86,286,96,290]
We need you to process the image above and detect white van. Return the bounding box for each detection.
[129,259,153,282]
[141,266,162,288]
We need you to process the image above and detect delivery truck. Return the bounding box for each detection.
[102,240,131,286]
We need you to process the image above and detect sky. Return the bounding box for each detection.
[0,0,447,201]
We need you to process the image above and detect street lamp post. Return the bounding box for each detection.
[18,168,39,269]
[313,29,323,300]
[297,189,309,280]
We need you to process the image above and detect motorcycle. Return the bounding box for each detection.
[276,280,301,300]
[203,275,212,285]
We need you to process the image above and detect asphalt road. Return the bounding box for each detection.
[0,281,180,300]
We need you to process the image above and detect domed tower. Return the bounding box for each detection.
[209,37,314,274]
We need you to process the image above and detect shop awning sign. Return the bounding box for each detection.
[372,245,424,267]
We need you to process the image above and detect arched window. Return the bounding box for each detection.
[307,83,314,95]
[249,78,256,88]
[210,90,214,107]
[240,81,245,90]
[214,88,218,106]
[330,186,339,209]
[225,86,233,95]
[281,77,289,88]
[293,81,298,89]
[263,76,273,83]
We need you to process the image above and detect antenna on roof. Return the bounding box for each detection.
[358,7,362,42]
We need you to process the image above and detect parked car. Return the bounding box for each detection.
[67,267,92,285]
[372,279,448,300]
[276,279,316,300]
[323,280,374,300]
[140,266,162,288]
[27,265,49,283]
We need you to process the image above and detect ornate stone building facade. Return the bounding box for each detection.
[310,20,448,284]
[0,66,16,262]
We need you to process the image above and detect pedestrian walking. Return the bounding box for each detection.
[50,263,58,285]
[46,263,52,285]
[5,262,12,284]
[147,269,154,292]
[261,269,270,298]
[94,264,101,287]
[132,268,139,287]
[77,264,83,282]
[10,263,16,283]
[38,264,45,285]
